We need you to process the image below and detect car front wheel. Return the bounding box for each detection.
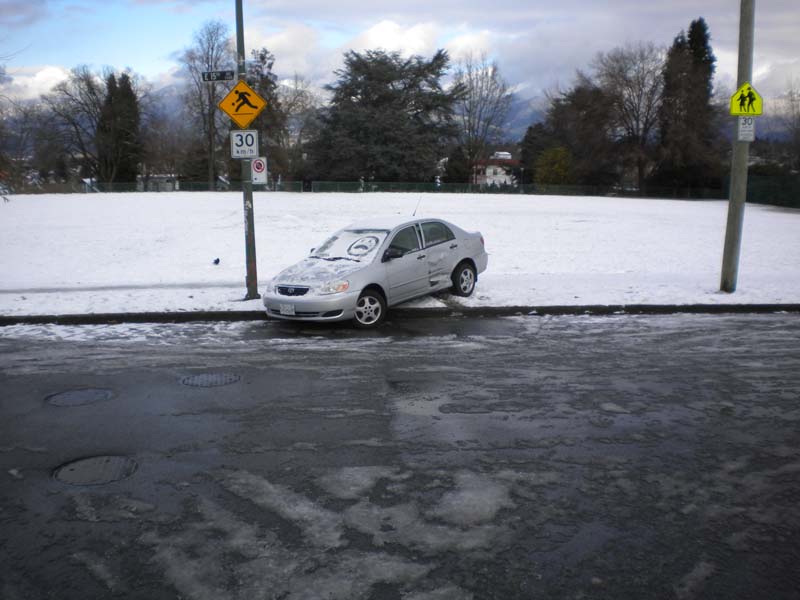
[354,289,386,328]
[451,262,476,297]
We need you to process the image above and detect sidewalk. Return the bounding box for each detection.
[2,297,799,326]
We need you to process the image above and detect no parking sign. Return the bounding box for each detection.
[252,157,267,184]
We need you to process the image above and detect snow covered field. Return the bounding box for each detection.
[1,191,799,316]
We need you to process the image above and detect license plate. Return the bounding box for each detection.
[279,303,295,316]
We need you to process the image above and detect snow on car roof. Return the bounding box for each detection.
[344,215,451,232]
[344,215,421,231]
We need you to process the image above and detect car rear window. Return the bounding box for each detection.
[421,221,455,246]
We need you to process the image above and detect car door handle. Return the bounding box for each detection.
[449,243,458,249]
[417,254,426,260]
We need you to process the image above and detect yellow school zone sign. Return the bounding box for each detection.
[219,80,267,129]
[729,83,762,116]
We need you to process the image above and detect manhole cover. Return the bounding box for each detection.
[46,388,114,407]
[180,373,241,387]
[53,456,137,486]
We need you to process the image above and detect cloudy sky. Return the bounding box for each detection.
[1,0,798,102]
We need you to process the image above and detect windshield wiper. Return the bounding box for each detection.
[310,255,360,262]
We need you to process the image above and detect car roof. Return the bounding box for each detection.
[344,215,449,232]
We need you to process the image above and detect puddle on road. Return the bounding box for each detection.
[54,455,138,486]
[46,388,115,407]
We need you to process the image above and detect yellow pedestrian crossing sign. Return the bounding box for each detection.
[729,83,762,116]
[219,80,267,129]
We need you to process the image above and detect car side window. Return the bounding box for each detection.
[421,221,455,247]
[388,226,421,255]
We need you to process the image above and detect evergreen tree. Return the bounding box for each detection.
[519,122,550,184]
[651,18,723,192]
[309,49,460,182]
[545,77,618,186]
[443,145,472,183]
[96,72,143,185]
[535,147,574,185]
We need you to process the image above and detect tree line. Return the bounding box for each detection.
[1,17,799,195]
[520,19,726,195]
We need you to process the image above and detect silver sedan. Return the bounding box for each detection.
[262,216,488,328]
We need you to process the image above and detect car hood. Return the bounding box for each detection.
[274,257,366,285]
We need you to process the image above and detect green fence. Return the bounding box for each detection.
[4,176,798,207]
[312,181,611,195]
[175,180,304,193]
[747,175,800,208]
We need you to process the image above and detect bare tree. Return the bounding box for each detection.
[178,20,234,189]
[593,42,664,191]
[778,79,800,170]
[40,66,148,185]
[140,100,191,182]
[41,65,106,179]
[451,53,512,184]
[0,96,37,189]
[277,74,323,179]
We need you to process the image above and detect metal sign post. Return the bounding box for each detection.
[236,0,259,300]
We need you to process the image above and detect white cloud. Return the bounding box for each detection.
[346,20,439,57]
[146,65,184,91]
[444,30,492,62]
[0,65,70,100]
[754,59,800,99]
[248,23,324,79]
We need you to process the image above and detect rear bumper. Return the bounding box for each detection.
[476,251,489,275]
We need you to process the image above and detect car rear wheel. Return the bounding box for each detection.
[354,289,386,328]
[451,262,476,297]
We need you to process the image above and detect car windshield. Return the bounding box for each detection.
[312,228,389,262]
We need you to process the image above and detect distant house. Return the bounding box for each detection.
[139,174,180,192]
[473,151,519,186]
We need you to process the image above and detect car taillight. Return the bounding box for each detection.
[480,235,485,247]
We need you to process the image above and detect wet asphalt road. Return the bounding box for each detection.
[1,314,799,600]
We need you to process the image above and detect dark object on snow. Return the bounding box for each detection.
[213,258,220,265]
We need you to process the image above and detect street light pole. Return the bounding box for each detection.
[236,0,260,300]
[720,0,755,293]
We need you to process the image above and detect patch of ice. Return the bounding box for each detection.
[286,552,430,600]
[218,469,346,549]
[344,500,508,553]
[72,551,123,593]
[318,466,409,500]
[428,471,515,526]
[404,585,474,600]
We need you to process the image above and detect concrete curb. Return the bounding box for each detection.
[1,304,799,326]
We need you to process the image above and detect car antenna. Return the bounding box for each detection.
[412,197,422,217]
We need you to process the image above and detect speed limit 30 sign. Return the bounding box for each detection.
[230,130,258,158]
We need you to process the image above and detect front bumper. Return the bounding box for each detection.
[262,289,359,322]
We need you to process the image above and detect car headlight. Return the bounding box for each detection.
[318,279,350,295]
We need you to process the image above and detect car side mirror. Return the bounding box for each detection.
[382,247,404,262]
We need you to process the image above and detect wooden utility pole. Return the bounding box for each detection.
[720,0,755,293]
